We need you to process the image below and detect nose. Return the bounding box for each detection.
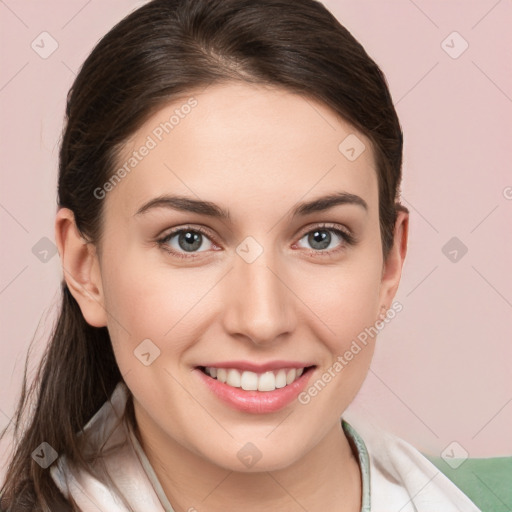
[222,246,296,346]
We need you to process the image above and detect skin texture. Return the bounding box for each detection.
[56,82,408,511]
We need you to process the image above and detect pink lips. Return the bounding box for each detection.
[194,362,315,414]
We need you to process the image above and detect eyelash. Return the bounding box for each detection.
[156,223,357,260]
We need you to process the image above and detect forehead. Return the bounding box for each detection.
[105,81,378,221]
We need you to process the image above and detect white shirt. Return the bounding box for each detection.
[50,381,482,511]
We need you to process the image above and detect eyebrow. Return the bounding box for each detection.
[134,191,368,219]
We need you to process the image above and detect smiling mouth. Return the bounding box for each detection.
[198,366,315,392]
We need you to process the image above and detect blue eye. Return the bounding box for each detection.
[157,226,215,259]
[295,225,355,256]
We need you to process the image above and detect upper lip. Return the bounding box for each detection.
[198,360,315,373]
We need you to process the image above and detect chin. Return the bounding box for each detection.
[201,440,304,474]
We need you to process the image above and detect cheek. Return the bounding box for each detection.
[99,250,171,368]
[301,270,381,409]
[100,249,215,370]
[296,254,382,346]
[295,255,382,408]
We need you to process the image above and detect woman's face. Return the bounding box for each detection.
[84,82,405,471]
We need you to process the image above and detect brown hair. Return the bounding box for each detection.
[0,0,407,509]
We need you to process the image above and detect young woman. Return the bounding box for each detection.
[0,0,482,510]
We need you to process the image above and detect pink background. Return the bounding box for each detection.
[1,0,511,481]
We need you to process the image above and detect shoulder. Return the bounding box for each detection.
[49,381,165,511]
[343,416,483,512]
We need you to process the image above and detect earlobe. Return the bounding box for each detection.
[55,208,108,328]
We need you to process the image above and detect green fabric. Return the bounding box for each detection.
[342,419,371,512]
[423,455,512,512]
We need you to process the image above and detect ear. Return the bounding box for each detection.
[55,207,108,327]
[377,208,409,318]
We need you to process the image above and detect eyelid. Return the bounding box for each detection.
[157,224,215,242]
[295,222,355,243]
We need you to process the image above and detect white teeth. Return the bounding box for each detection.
[204,367,306,392]
[286,369,296,385]
[258,371,275,392]
[241,371,258,391]
[226,369,241,387]
[275,369,287,388]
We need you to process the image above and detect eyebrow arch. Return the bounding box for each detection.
[134,191,368,219]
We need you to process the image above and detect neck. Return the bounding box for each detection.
[132,406,362,512]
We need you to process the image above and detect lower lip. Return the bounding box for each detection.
[195,367,314,414]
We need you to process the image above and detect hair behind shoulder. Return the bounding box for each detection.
[1,284,121,510]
